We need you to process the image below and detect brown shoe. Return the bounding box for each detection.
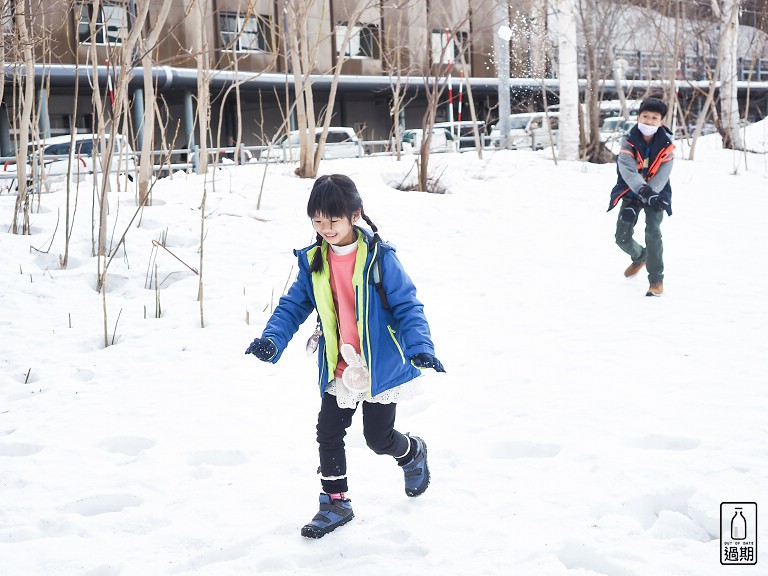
[624,260,646,278]
[646,281,663,297]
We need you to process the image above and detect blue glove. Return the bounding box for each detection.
[245,337,277,361]
[411,353,446,373]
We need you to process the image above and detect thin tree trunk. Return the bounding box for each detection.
[138,0,174,205]
[719,0,743,149]
[556,0,579,161]
[12,1,35,235]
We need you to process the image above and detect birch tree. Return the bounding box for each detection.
[186,0,211,174]
[137,0,174,205]
[716,0,744,149]
[554,0,579,161]
[11,0,36,235]
[282,0,378,179]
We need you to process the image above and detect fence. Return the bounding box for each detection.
[0,134,497,194]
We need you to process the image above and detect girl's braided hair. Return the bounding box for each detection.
[306,174,381,273]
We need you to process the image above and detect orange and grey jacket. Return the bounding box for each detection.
[608,125,675,216]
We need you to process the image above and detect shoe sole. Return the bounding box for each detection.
[300,512,354,539]
[405,440,430,497]
[645,292,662,297]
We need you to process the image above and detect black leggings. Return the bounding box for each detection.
[316,392,409,493]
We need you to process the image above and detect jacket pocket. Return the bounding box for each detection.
[387,325,406,364]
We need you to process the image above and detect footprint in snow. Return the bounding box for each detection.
[624,434,700,451]
[0,442,44,457]
[558,540,640,576]
[98,436,156,457]
[62,493,142,516]
[186,449,247,467]
[486,440,560,459]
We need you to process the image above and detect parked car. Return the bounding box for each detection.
[400,127,456,154]
[489,112,559,150]
[599,115,636,144]
[433,120,487,149]
[260,127,364,162]
[4,133,137,186]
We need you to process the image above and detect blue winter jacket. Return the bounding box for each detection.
[261,228,436,396]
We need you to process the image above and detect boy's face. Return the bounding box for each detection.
[638,110,664,126]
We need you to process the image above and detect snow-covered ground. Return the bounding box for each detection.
[1,121,767,576]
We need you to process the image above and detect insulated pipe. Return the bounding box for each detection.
[183,90,195,149]
[133,88,145,148]
[37,87,50,140]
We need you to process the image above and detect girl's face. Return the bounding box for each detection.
[312,210,361,247]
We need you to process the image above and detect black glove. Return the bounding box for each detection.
[646,192,667,211]
[637,184,653,201]
[411,353,446,373]
[245,337,277,361]
[619,201,641,224]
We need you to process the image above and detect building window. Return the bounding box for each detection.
[78,2,130,45]
[336,23,379,59]
[431,29,468,65]
[220,13,271,52]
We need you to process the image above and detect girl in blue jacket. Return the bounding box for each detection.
[245,174,444,539]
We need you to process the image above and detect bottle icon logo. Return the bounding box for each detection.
[731,508,747,540]
[721,502,757,565]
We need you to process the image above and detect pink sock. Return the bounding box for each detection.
[328,492,346,501]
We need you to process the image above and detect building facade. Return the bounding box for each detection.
[2,0,767,157]
[3,0,543,156]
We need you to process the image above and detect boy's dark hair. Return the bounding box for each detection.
[306,174,381,273]
[639,97,668,118]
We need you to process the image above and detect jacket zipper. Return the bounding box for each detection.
[387,325,406,364]
[362,244,378,396]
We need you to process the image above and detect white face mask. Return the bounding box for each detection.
[637,122,659,136]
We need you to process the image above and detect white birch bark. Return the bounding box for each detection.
[138,0,173,204]
[186,0,210,174]
[718,0,743,149]
[555,0,579,161]
[12,0,35,234]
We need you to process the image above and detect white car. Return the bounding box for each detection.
[400,127,457,154]
[5,133,137,186]
[599,116,636,144]
[490,112,559,150]
[260,127,364,162]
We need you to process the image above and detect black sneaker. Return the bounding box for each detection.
[300,493,354,539]
[401,435,430,497]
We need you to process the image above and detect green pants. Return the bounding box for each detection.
[615,200,664,283]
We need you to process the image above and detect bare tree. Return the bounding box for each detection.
[11,0,36,235]
[137,0,174,205]
[716,0,745,149]
[414,9,473,192]
[573,0,632,162]
[381,0,419,160]
[185,0,212,174]
[280,0,380,178]
[554,0,580,161]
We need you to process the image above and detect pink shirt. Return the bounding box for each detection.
[328,246,360,377]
